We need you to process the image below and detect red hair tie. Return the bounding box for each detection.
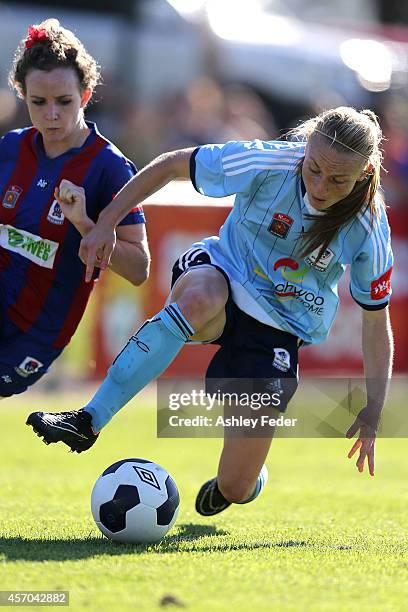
[25,25,49,49]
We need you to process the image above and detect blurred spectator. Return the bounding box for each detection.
[222,83,278,140]
[99,76,280,169]
[160,77,278,153]
[0,88,18,127]
[381,94,408,207]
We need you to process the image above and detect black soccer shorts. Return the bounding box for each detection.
[171,247,299,414]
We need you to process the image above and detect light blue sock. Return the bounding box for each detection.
[237,465,268,504]
[84,303,194,431]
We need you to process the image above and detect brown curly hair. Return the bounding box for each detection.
[9,18,100,98]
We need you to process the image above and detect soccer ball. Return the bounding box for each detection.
[91,458,180,544]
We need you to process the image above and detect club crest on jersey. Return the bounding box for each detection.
[15,356,44,378]
[2,185,23,209]
[268,213,293,239]
[47,199,65,225]
[305,247,334,272]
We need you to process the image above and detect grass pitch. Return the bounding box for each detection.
[0,385,407,611]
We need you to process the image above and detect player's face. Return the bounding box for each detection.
[302,134,368,210]
[24,68,91,153]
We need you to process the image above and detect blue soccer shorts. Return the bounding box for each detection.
[0,316,63,397]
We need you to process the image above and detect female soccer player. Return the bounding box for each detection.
[0,20,149,397]
[28,107,393,516]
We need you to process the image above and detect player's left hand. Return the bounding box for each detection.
[54,179,89,228]
[346,405,381,476]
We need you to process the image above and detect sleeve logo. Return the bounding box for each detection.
[370,267,392,300]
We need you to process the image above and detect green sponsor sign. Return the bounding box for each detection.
[8,228,52,262]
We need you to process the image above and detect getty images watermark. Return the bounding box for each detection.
[157,377,407,438]
[157,378,298,438]
[167,387,297,430]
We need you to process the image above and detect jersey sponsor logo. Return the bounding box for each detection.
[273,257,308,281]
[47,199,65,225]
[2,185,23,209]
[15,356,44,378]
[1,374,13,384]
[371,267,392,300]
[0,225,59,269]
[273,348,291,372]
[36,178,50,189]
[268,213,294,239]
[254,257,325,315]
[273,281,325,313]
[305,247,334,272]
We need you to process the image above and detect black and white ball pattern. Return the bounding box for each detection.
[91,458,180,543]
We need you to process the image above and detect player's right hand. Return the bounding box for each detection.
[79,224,117,282]
[346,405,380,476]
[55,179,88,227]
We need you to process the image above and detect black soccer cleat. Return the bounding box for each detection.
[26,409,99,453]
[195,478,231,516]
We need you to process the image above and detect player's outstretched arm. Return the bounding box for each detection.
[55,180,150,286]
[109,223,150,286]
[79,148,195,282]
[346,307,393,476]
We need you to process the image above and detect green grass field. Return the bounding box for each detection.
[1,386,407,611]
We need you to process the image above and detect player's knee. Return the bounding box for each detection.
[177,288,225,330]
[218,477,255,504]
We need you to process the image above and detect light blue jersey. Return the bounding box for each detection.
[189,140,393,345]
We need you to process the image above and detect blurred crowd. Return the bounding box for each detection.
[1,73,408,208]
[90,76,279,166]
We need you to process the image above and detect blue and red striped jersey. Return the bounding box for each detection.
[0,121,145,348]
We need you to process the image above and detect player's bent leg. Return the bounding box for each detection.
[170,266,229,342]
[195,433,273,516]
[217,435,273,503]
[196,307,300,516]
[83,266,228,431]
[27,267,229,451]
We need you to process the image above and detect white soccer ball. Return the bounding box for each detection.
[91,458,180,543]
